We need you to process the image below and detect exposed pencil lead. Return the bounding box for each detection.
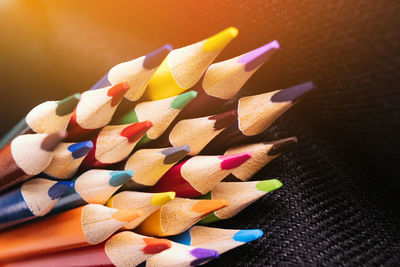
[151,192,176,206]
[190,248,219,265]
[68,140,93,159]
[267,136,298,156]
[109,170,134,187]
[55,93,81,116]
[256,179,283,192]
[239,40,280,71]
[47,180,74,200]
[143,44,173,69]
[219,152,252,170]
[107,82,130,106]
[112,209,143,222]
[209,110,238,130]
[120,121,153,143]
[162,145,191,164]
[271,81,316,103]
[41,131,67,151]
[171,91,198,109]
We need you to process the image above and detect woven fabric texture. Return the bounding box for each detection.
[201,0,400,265]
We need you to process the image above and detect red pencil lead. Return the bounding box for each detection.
[107,82,130,107]
[120,121,153,143]
[219,152,252,170]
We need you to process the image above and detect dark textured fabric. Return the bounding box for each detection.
[201,0,400,265]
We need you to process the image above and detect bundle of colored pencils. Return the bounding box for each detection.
[0,26,316,267]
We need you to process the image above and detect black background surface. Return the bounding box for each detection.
[1,0,399,265]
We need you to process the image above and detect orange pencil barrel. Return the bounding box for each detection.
[0,207,86,262]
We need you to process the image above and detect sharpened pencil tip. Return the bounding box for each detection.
[203,27,239,52]
[192,199,229,215]
[256,179,283,192]
[120,121,153,143]
[41,131,67,151]
[162,145,191,164]
[143,237,172,254]
[108,82,130,107]
[219,152,252,170]
[267,136,298,156]
[239,40,280,72]
[48,180,74,200]
[68,140,93,159]
[209,110,238,130]
[151,192,176,206]
[109,170,134,187]
[171,91,198,110]
[233,229,264,243]
[271,81,316,103]
[190,248,219,265]
[56,93,81,116]
[143,44,173,69]
[112,209,143,222]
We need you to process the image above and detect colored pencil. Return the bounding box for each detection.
[224,137,297,181]
[204,81,316,153]
[0,131,66,192]
[181,40,280,119]
[0,94,80,150]
[122,145,190,189]
[81,121,152,169]
[107,191,175,229]
[171,226,263,255]
[199,179,282,224]
[51,169,134,214]
[0,117,31,150]
[145,241,219,267]
[92,45,172,101]
[0,204,143,262]
[166,110,238,155]
[117,91,197,146]
[136,198,228,237]
[67,82,131,139]
[26,94,81,134]
[42,140,93,179]
[145,27,239,100]
[149,152,252,198]
[89,45,172,93]
[0,178,73,229]
[4,231,172,267]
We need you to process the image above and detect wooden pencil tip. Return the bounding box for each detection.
[267,136,298,156]
[190,248,219,265]
[120,121,153,143]
[162,145,191,164]
[112,209,143,222]
[171,91,198,110]
[239,40,280,72]
[256,179,283,192]
[143,238,172,254]
[219,152,252,170]
[68,140,93,159]
[108,82,131,106]
[41,131,67,151]
[233,229,264,242]
[271,81,316,103]
[55,93,81,116]
[193,199,229,215]
[151,192,176,206]
[143,44,173,69]
[203,27,239,52]
[109,170,134,187]
[47,180,74,200]
[209,110,238,130]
